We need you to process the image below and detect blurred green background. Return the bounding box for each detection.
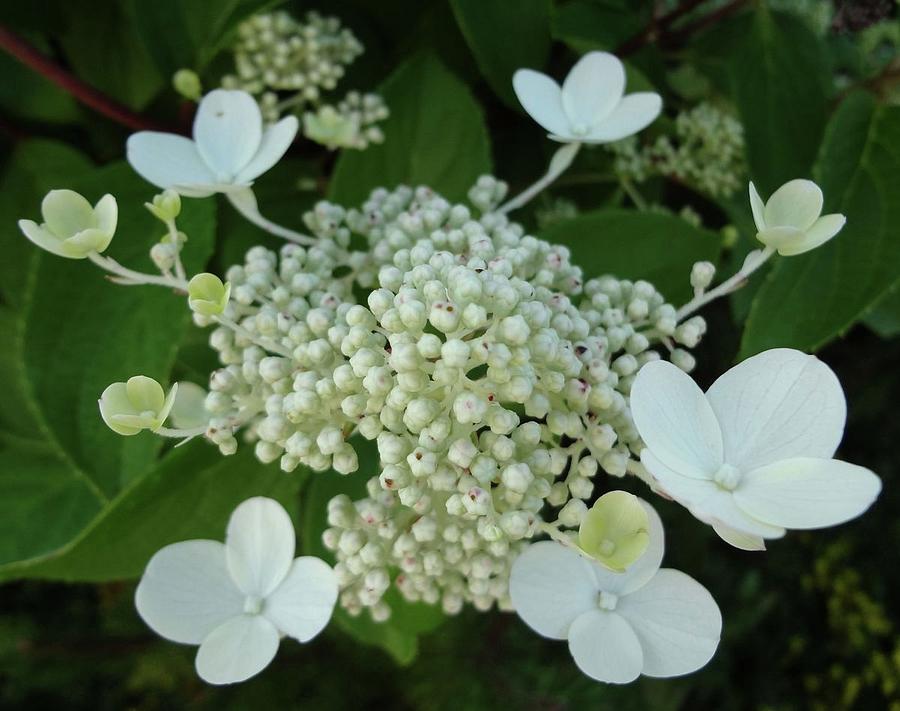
[1,0,899,709]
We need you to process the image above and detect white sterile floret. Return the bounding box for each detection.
[631,348,881,551]
[749,179,846,256]
[135,497,337,685]
[99,376,177,436]
[513,51,662,144]
[510,500,721,683]
[127,89,298,197]
[18,189,117,259]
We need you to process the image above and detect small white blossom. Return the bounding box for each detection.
[513,51,662,144]
[99,376,177,436]
[135,497,337,685]
[510,501,721,683]
[18,189,117,259]
[749,179,845,256]
[631,348,881,550]
[127,90,298,198]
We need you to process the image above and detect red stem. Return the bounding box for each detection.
[0,25,175,133]
[617,0,711,55]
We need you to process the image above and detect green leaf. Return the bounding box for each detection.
[451,0,551,108]
[301,438,444,666]
[329,53,491,206]
[696,6,830,195]
[739,93,900,357]
[541,209,722,302]
[865,285,900,339]
[0,444,300,582]
[552,0,647,54]
[0,140,216,569]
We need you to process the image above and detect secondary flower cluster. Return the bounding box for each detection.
[221,10,387,150]
[607,102,746,198]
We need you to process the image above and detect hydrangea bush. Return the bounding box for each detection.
[1,0,898,705]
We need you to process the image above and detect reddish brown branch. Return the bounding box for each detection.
[659,0,751,48]
[617,0,710,56]
[0,25,175,133]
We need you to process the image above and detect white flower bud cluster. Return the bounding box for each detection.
[195,179,705,619]
[607,102,746,198]
[222,11,366,122]
[303,92,389,150]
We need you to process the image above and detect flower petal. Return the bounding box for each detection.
[226,497,295,597]
[561,51,625,130]
[235,115,299,184]
[568,610,643,684]
[631,359,723,477]
[617,569,721,678]
[93,194,118,235]
[705,348,846,471]
[748,182,766,232]
[587,499,664,596]
[509,541,599,639]
[585,92,662,143]
[127,132,217,196]
[764,178,823,230]
[711,522,766,551]
[41,189,95,238]
[756,225,805,250]
[170,381,210,430]
[18,219,72,259]
[193,89,263,179]
[265,556,338,642]
[64,228,113,256]
[512,69,570,138]
[778,213,846,256]
[195,614,279,685]
[135,540,244,644]
[734,457,881,529]
[126,375,166,413]
[642,451,784,539]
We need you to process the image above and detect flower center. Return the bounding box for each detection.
[713,463,742,491]
[597,590,618,611]
[597,539,616,557]
[243,595,264,615]
[572,122,589,137]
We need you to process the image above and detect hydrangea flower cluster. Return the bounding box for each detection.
[607,102,746,198]
[198,180,706,616]
[220,10,387,150]
[14,46,882,689]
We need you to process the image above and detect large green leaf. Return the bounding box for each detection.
[551,0,648,54]
[695,6,830,195]
[0,444,300,582]
[451,0,551,108]
[541,209,722,303]
[329,53,491,206]
[865,286,900,339]
[739,93,900,357]
[302,438,445,666]
[0,140,216,568]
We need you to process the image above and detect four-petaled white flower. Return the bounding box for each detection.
[510,500,721,684]
[135,497,338,685]
[749,179,846,256]
[631,348,881,551]
[127,90,298,198]
[513,51,662,144]
[18,189,117,259]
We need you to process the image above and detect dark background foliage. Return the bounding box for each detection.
[0,0,898,709]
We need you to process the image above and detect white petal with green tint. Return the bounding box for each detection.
[225,497,295,598]
[763,178,823,230]
[193,89,262,179]
[561,51,625,130]
[235,115,300,184]
[579,491,650,572]
[586,93,662,143]
[777,213,845,256]
[509,542,599,639]
[135,540,244,645]
[616,569,721,678]
[735,457,881,529]
[705,349,845,471]
[127,132,218,197]
[41,189,95,238]
[18,220,72,259]
[195,614,280,685]
[265,557,338,642]
[512,69,569,137]
[631,359,723,476]
[568,610,643,684]
[748,182,766,232]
